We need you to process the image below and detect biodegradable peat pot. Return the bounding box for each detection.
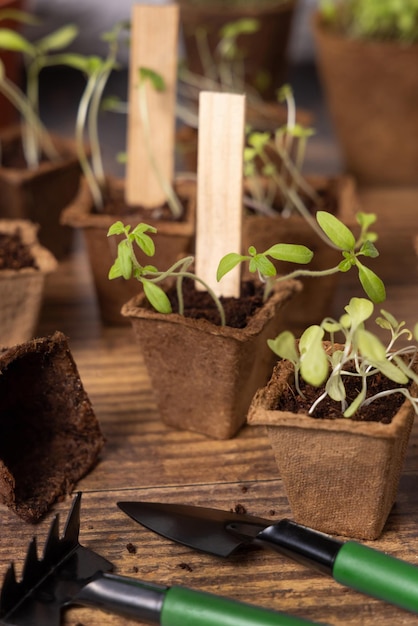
[0,331,105,522]
[179,0,298,100]
[242,174,358,334]
[0,126,82,258]
[248,358,417,540]
[122,279,300,439]
[313,13,418,186]
[0,219,57,348]
[61,176,196,325]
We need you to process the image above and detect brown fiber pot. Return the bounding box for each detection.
[61,176,196,325]
[248,358,417,540]
[242,174,358,335]
[313,13,418,186]
[122,279,300,439]
[0,331,105,522]
[0,219,57,348]
[179,0,298,100]
[0,126,81,258]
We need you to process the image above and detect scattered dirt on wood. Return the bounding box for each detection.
[126,542,137,554]
[178,562,193,572]
[233,503,247,515]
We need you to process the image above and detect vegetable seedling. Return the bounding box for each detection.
[0,10,79,167]
[107,220,226,325]
[217,209,386,303]
[268,296,418,418]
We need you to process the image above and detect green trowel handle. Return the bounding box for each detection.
[161,586,326,626]
[333,541,418,613]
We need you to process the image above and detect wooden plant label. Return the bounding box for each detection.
[195,91,245,298]
[125,4,179,207]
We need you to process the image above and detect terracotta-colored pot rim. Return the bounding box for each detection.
[0,219,57,276]
[248,350,418,438]
[122,278,301,341]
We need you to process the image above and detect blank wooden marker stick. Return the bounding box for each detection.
[125,4,179,209]
[195,91,246,298]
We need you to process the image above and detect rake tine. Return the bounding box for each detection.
[20,537,41,592]
[0,563,19,616]
[62,491,81,545]
[42,514,61,564]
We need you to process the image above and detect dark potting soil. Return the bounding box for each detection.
[94,183,188,222]
[0,231,38,270]
[276,370,405,423]
[165,278,266,328]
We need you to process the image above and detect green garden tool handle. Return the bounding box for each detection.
[333,541,418,613]
[258,520,418,614]
[76,572,326,625]
[161,586,325,626]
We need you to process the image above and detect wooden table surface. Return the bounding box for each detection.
[0,186,417,626]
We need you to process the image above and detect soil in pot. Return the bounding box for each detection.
[0,230,38,270]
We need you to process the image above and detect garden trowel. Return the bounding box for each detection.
[0,493,324,626]
[117,500,418,615]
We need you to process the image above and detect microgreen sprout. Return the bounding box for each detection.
[136,67,184,219]
[217,209,386,303]
[0,11,79,167]
[267,296,418,418]
[107,220,226,325]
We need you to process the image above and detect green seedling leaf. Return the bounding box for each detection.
[288,124,316,139]
[0,28,35,54]
[248,131,270,152]
[265,243,313,265]
[299,325,328,387]
[359,240,379,258]
[316,210,356,250]
[326,372,346,402]
[56,52,95,72]
[220,17,260,39]
[357,328,387,362]
[131,223,157,257]
[322,320,342,334]
[107,221,127,237]
[117,239,133,280]
[139,66,166,91]
[376,309,399,331]
[344,297,374,327]
[0,9,40,25]
[371,359,409,385]
[357,263,386,303]
[217,252,245,281]
[414,323,418,341]
[244,146,257,162]
[344,388,367,418]
[36,24,79,53]
[108,258,123,280]
[356,211,377,230]
[143,280,172,314]
[251,253,277,277]
[338,257,354,272]
[267,330,299,365]
[277,83,292,103]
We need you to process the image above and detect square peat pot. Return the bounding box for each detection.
[122,280,300,440]
[0,331,105,522]
[0,219,57,348]
[248,360,417,540]
[0,126,82,258]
